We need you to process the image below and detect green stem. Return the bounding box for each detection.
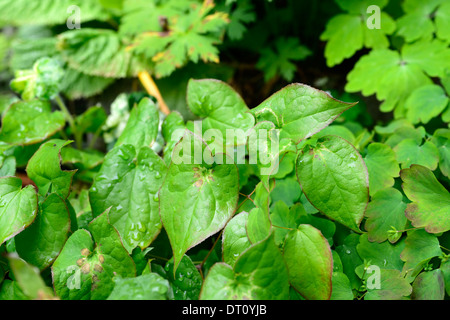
[55,95,81,149]
[88,125,103,150]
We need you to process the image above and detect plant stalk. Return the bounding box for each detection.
[138,71,170,115]
[55,95,82,149]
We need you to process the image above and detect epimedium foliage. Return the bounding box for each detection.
[0,0,449,302]
[0,55,449,301]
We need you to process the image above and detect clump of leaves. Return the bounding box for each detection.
[1,59,449,300]
[321,0,450,123]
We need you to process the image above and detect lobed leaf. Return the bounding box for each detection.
[400,165,450,233]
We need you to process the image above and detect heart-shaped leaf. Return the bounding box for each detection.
[222,212,252,268]
[296,135,369,232]
[159,132,239,271]
[200,234,289,300]
[52,209,136,300]
[90,144,166,253]
[250,84,357,143]
[187,79,255,146]
[115,97,159,149]
[283,224,333,300]
[15,193,71,270]
[0,177,38,245]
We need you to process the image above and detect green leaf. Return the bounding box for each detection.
[131,3,229,77]
[61,68,114,100]
[163,255,203,300]
[364,188,408,244]
[15,193,70,271]
[0,0,109,26]
[312,125,356,145]
[402,39,450,79]
[394,139,439,171]
[225,1,256,40]
[200,234,289,300]
[400,165,450,233]
[90,144,166,253]
[441,260,450,296]
[251,84,357,143]
[405,84,449,124]
[256,37,311,81]
[10,57,64,101]
[297,213,336,247]
[330,272,354,300]
[0,156,16,177]
[58,28,145,78]
[0,177,38,245]
[26,139,76,199]
[7,254,54,300]
[431,128,450,178]
[187,79,254,146]
[335,234,363,290]
[270,201,304,247]
[116,97,159,149]
[246,207,271,244]
[222,212,252,267]
[363,143,400,196]
[296,135,369,232]
[283,225,333,300]
[0,100,65,145]
[9,37,58,71]
[0,280,29,300]
[61,147,104,171]
[356,234,405,271]
[396,11,435,43]
[159,133,239,270]
[411,270,445,300]
[52,210,136,300]
[107,273,171,300]
[400,229,442,280]
[345,47,435,115]
[74,106,107,135]
[364,269,412,300]
[162,111,186,164]
[320,0,395,67]
[385,126,426,149]
[436,2,450,42]
[269,178,301,208]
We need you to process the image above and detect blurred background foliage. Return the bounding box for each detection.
[0,0,448,138]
